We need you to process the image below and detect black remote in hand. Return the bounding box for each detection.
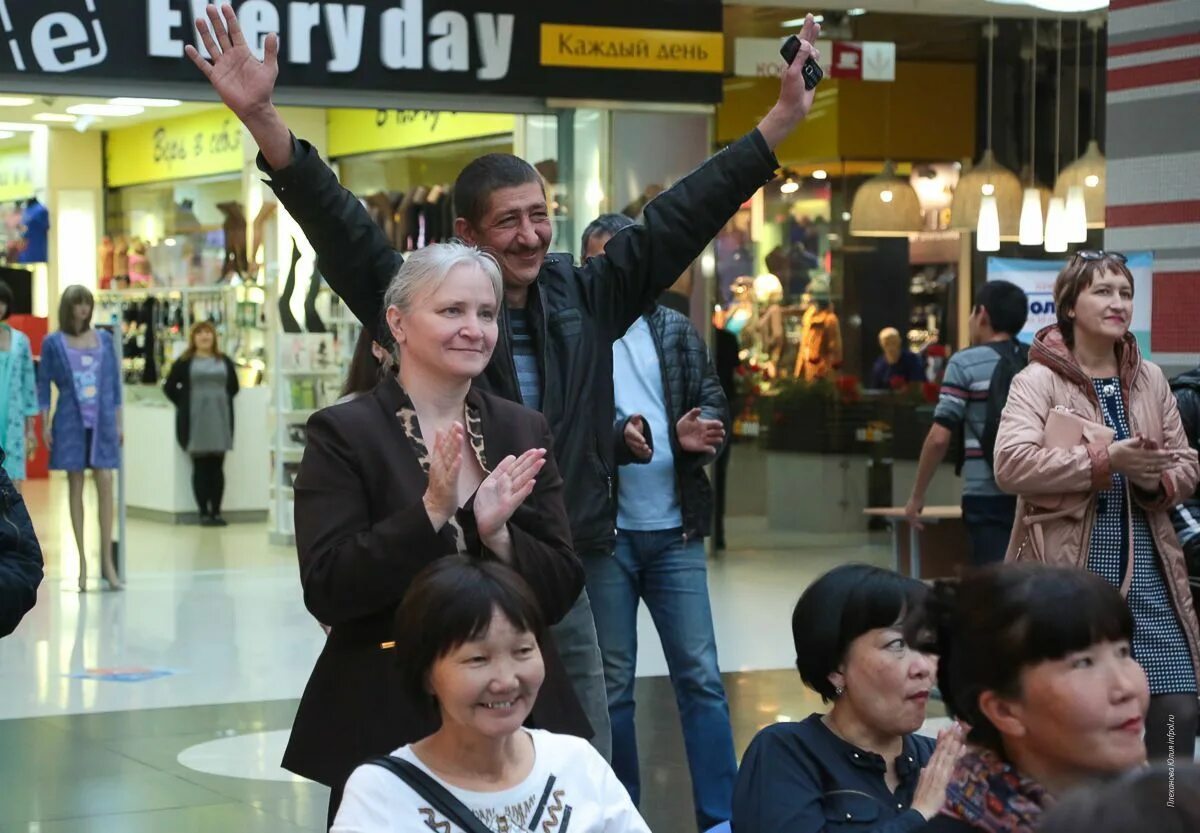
[780,35,823,90]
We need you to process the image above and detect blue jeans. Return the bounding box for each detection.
[583,529,737,830]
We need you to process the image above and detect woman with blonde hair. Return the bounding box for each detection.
[38,284,122,590]
[164,321,240,526]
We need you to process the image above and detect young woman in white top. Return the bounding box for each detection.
[332,556,650,833]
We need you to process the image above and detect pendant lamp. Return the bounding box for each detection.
[1044,19,1069,252]
[951,18,1022,244]
[978,195,1001,251]
[1018,20,1044,246]
[1054,20,1106,227]
[1061,20,1088,242]
[849,161,923,237]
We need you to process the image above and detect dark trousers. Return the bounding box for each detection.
[191,453,226,518]
[961,494,1018,567]
[327,783,343,829]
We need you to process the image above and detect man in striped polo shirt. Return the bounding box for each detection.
[905,280,1028,566]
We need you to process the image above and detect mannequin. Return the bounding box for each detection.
[277,240,303,333]
[18,197,49,264]
[303,264,326,333]
[98,236,115,288]
[38,285,123,591]
[249,201,277,276]
[794,273,843,382]
[127,238,153,287]
[216,201,249,279]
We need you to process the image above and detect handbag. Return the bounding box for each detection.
[1026,406,1116,513]
[366,755,496,833]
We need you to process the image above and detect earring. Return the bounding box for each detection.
[835,685,844,697]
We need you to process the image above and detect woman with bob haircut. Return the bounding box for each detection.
[332,556,649,833]
[732,563,965,833]
[38,284,122,591]
[917,563,1150,832]
[993,250,1200,760]
[285,242,589,827]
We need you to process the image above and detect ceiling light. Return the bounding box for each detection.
[0,96,34,107]
[987,1,1109,12]
[33,113,76,123]
[109,97,182,108]
[0,131,13,139]
[847,8,868,16]
[782,15,823,27]
[780,177,800,194]
[1065,186,1088,242]
[977,195,1001,252]
[812,169,828,180]
[1084,174,1099,188]
[1056,140,1106,228]
[1019,189,1045,246]
[1044,197,1068,253]
[67,103,144,117]
[841,211,852,221]
[880,190,894,204]
[849,161,923,237]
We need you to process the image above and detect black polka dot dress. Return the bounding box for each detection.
[1086,378,1197,695]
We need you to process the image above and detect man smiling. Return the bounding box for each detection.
[189,1,821,769]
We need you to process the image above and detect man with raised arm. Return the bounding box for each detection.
[188,0,820,795]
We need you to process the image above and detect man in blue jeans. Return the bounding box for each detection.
[582,215,738,831]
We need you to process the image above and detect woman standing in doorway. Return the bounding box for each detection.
[38,285,123,591]
[0,280,39,490]
[164,321,239,526]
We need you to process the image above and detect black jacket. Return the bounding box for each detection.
[0,451,43,638]
[612,305,729,540]
[286,381,588,787]
[258,130,778,557]
[163,355,239,451]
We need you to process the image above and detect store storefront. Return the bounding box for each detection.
[0,0,725,545]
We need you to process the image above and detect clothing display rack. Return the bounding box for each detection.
[360,184,454,252]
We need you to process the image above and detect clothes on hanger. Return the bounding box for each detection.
[18,197,48,264]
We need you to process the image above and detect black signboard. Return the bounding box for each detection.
[0,0,723,104]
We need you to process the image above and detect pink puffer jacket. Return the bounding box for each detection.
[994,325,1200,675]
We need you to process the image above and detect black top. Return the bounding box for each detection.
[162,355,239,451]
[732,714,936,833]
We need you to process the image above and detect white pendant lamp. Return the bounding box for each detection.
[1019,20,1044,246]
[1054,21,1106,228]
[1044,197,1068,252]
[1044,19,1067,253]
[978,194,1002,251]
[1065,186,1088,242]
[951,18,1022,245]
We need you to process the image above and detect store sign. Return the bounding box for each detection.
[327,108,514,158]
[988,254,1154,353]
[106,109,244,188]
[830,41,896,82]
[0,149,33,201]
[0,1,722,104]
[733,37,833,78]
[540,24,722,74]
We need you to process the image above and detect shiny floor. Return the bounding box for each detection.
[2,448,922,832]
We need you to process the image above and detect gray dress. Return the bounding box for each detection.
[188,357,233,455]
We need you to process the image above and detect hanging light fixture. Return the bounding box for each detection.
[1055,18,1106,227]
[849,85,922,237]
[1019,19,1045,246]
[978,195,1002,251]
[952,18,1023,245]
[849,161,923,237]
[1044,19,1069,252]
[1061,20,1088,242]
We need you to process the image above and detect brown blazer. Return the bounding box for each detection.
[282,379,590,788]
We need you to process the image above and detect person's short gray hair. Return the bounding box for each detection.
[382,242,503,315]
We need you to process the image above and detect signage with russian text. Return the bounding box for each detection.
[105,108,244,187]
[327,108,515,158]
[0,1,723,104]
[0,149,33,201]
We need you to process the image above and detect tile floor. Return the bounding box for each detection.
[1,453,916,832]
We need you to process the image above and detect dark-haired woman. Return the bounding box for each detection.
[332,556,648,833]
[335,327,392,404]
[286,243,589,827]
[919,563,1150,832]
[732,564,965,833]
[994,250,1200,761]
[164,321,239,525]
[38,284,122,591]
[1038,763,1200,833]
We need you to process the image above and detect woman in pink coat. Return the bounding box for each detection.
[994,250,1200,763]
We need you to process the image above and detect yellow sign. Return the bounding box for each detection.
[540,24,724,73]
[106,109,244,188]
[327,109,515,159]
[0,150,32,202]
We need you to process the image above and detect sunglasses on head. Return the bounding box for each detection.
[1072,250,1127,264]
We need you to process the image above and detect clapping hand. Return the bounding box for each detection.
[1109,435,1174,493]
[911,722,968,820]
[423,423,463,530]
[474,449,547,556]
[676,409,726,455]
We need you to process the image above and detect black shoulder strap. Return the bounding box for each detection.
[366,755,496,833]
